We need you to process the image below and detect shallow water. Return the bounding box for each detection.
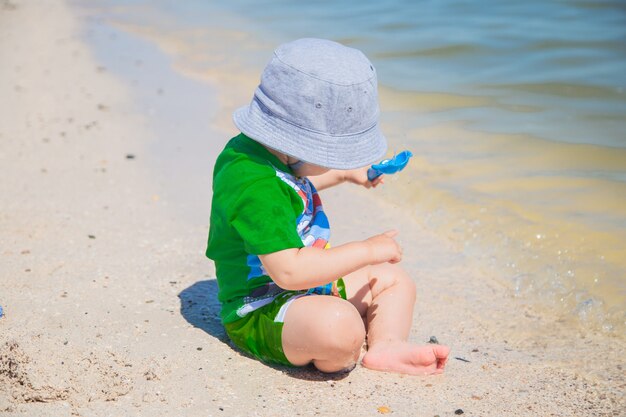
[76,0,626,335]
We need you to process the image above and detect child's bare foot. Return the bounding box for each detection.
[361,341,450,375]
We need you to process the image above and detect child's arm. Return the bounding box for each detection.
[259,230,401,291]
[307,170,346,191]
[309,167,383,191]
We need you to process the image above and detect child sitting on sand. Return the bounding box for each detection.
[206,38,450,375]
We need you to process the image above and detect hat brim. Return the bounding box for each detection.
[233,99,387,170]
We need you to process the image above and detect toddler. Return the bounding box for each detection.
[207,38,450,374]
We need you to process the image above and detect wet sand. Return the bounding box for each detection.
[0,1,623,416]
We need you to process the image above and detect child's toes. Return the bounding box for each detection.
[433,345,450,358]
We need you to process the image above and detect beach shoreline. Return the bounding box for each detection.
[86,0,626,336]
[0,1,623,416]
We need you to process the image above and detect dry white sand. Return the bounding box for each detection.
[0,1,624,416]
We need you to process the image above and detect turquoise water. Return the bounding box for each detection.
[77,0,626,334]
[176,0,626,149]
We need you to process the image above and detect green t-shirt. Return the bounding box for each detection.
[207,134,318,323]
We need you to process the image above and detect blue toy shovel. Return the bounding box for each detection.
[367,150,413,181]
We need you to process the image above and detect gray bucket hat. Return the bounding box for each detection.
[233,38,387,170]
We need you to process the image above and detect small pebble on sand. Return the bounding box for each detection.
[428,336,439,344]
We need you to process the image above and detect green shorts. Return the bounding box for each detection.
[224,279,347,366]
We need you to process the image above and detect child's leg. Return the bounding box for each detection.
[345,263,450,375]
[281,295,366,373]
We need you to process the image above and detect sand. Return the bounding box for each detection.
[0,1,624,416]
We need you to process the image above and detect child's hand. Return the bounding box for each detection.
[344,167,384,189]
[365,230,402,264]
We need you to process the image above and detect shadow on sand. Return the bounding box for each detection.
[178,279,228,342]
[178,279,350,382]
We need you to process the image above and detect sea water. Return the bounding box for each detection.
[78,0,626,335]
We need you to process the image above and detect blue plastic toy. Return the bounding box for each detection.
[367,150,413,181]
[0,305,3,318]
